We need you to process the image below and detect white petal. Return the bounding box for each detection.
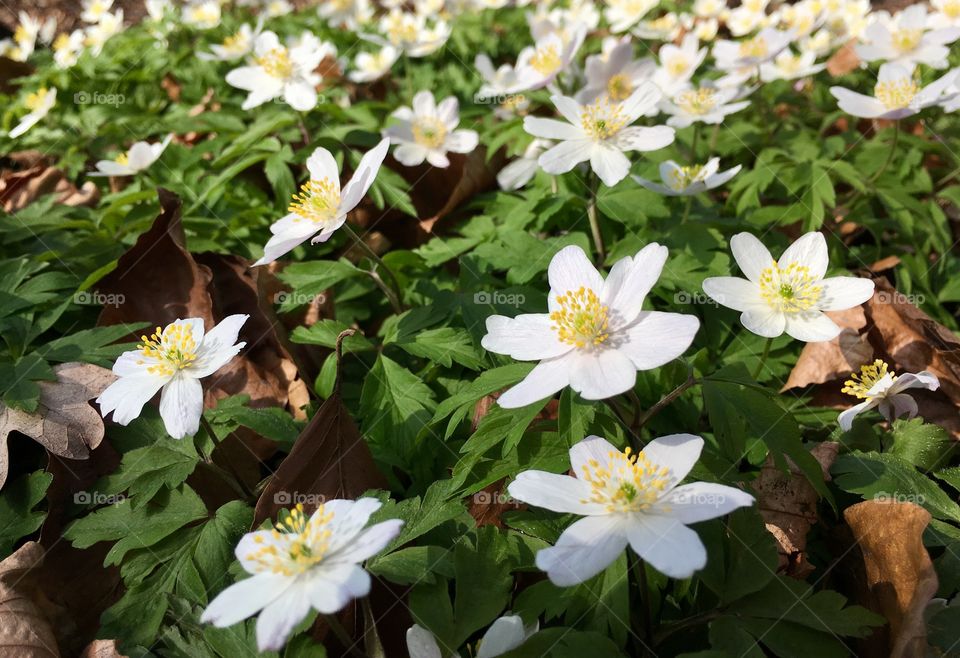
[617,311,699,370]
[729,232,774,282]
[97,374,166,425]
[507,470,603,515]
[306,564,370,614]
[590,144,632,187]
[284,80,317,111]
[523,116,584,141]
[838,399,876,431]
[601,244,669,326]
[537,140,593,175]
[158,374,204,439]
[445,129,479,154]
[412,90,436,116]
[426,150,451,168]
[890,371,940,393]
[340,138,390,211]
[481,314,570,361]
[548,245,604,297]
[436,96,459,128]
[779,232,828,279]
[626,515,707,579]
[393,143,428,167]
[407,625,443,658]
[568,349,638,400]
[569,435,620,475]
[660,482,755,523]
[551,94,584,124]
[192,314,248,378]
[614,125,676,152]
[640,433,703,484]
[306,147,341,184]
[323,498,382,549]
[817,277,874,311]
[201,574,291,627]
[701,277,764,311]
[256,582,313,652]
[783,311,841,342]
[477,615,528,658]
[831,86,888,119]
[497,356,571,408]
[253,219,320,266]
[878,393,919,423]
[536,515,629,586]
[740,307,786,337]
[333,520,403,564]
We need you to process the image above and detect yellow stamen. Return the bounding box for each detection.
[842,359,896,400]
[875,77,918,110]
[580,446,673,513]
[245,504,336,577]
[288,178,341,224]
[738,36,769,59]
[580,98,627,140]
[606,74,633,101]
[891,28,922,53]
[256,47,294,79]
[758,260,823,313]
[136,321,199,377]
[530,43,561,76]
[550,287,611,348]
[412,116,448,149]
[667,164,704,191]
[676,87,717,115]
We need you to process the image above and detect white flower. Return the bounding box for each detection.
[605,0,659,33]
[263,0,294,18]
[384,91,479,168]
[511,28,586,92]
[52,30,86,68]
[829,63,957,119]
[633,158,741,196]
[930,0,960,27]
[523,88,675,187]
[838,360,940,430]
[349,45,400,83]
[694,0,724,19]
[200,22,260,61]
[7,12,40,61]
[652,34,707,97]
[91,135,172,177]
[497,139,552,191]
[633,13,684,41]
[145,0,171,22]
[482,245,699,407]
[9,87,56,139]
[713,27,795,70]
[376,10,450,57]
[201,499,403,652]
[508,434,754,584]
[97,315,248,439]
[407,615,538,658]
[254,139,390,266]
[702,232,875,342]
[475,54,529,118]
[725,7,768,37]
[84,10,124,56]
[319,0,374,29]
[759,49,826,82]
[182,0,221,29]
[226,31,335,111]
[575,36,656,105]
[661,83,751,129]
[856,5,960,68]
[693,17,720,42]
[81,0,114,24]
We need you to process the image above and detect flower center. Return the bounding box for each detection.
[842,359,896,400]
[13,26,29,44]
[550,286,611,348]
[875,77,918,109]
[665,55,689,78]
[256,47,294,79]
[739,36,768,59]
[606,74,633,101]
[777,53,802,75]
[891,28,922,53]
[137,322,199,376]
[222,31,249,55]
[530,44,561,76]
[580,98,627,140]
[945,1,960,18]
[386,16,417,45]
[53,34,71,52]
[580,447,672,513]
[758,260,823,313]
[677,88,717,115]
[289,178,342,224]
[412,116,448,149]
[246,504,335,577]
[667,164,704,191]
[115,152,129,165]
[24,88,49,112]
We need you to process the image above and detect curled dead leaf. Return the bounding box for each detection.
[826,41,861,77]
[80,640,127,658]
[1,152,99,213]
[0,541,59,658]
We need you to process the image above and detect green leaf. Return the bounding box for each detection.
[0,471,52,557]
[359,354,436,449]
[887,418,954,471]
[393,326,484,370]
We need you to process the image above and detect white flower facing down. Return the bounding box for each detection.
[200,22,260,61]
[90,134,172,176]
[508,434,755,585]
[407,615,539,658]
[829,63,957,119]
[661,83,751,129]
[497,139,552,191]
[475,54,530,119]
[856,5,960,68]
[702,232,875,342]
[201,499,403,652]
[97,315,248,439]
[633,158,741,196]
[226,31,335,111]
[9,87,56,138]
[482,245,699,408]
[838,360,940,430]
[523,87,675,187]
[383,91,479,168]
[254,139,389,267]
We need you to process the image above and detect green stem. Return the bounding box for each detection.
[630,553,654,656]
[340,222,404,314]
[637,370,698,429]
[753,337,774,380]
[681,195,693,223]
[586,172,606,265]
[690,123,700,161]
[325,615,368,658]
[708,123,720,152]
[867,121,899,185]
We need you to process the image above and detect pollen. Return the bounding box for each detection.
[529,44,561,76]
[256,47,294,79]
[550,287,611,349]
[667,164,704,191]
[412,116,448,149]
[891,28,922,53]
[221,31,248,55]
[24,88,49,112]
[580,98,627,140]
[758,260,823,313]
[245,504,335,577]
[53,34,71,52]
[289,178,341,224]
[738,36,769,59]
[606,74,633,101]
[580,447,672,513]
[136,321,199,377]
[676,87,717,115]
[665,55,690,78]
[842,359,896,400]
[875,77,918,110]
[115,152,129,165]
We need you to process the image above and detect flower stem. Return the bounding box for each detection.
[637,370,698,429]
[753,337,774,380]
[867,121,899,185]
[340,222,405,314]
[630,553,654,656]
[325,614,368,658]
[199,415,254,500]
[586,173,606,265]
[690,123,700,161]
[680,195,693,223]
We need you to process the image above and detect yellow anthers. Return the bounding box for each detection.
[137,322,199,377]
[246,504,336,576]
[580,447,672,513]
[529,44,561,76]
[667,164,704,191]
[24,88,49,112]
[114,152,129,165]
[665,55,690,78]
[221,31,248,55]
[891,28,922,53]
[256,47,294,79]
[738,36,769,59]
[385,16,417,45]
[580,98,627,140]
[943,0,960,18]
[875,77,918,110]
[606,74,633,102]
[758,260,823,313]
[13,26,28,44]
[550,287,611,349]
[289,178,341,224]
[842,359,895,399]
[412,116,448,149]
[776,53,803,76]
[676,87,717,115]
[52,34,71,52]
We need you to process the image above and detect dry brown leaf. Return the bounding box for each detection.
[418,148,504,233]
[0,542,60,658]
[753,441,839,578]
[0,362,115,489]
[79,640,127,658]
[844,500,938,658]
[827,41,861,77]
[782,307,872,391]
[1,152,99,213]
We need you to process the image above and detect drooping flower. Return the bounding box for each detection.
[475,54,529,118]
[253,139,390,266]
[523,87,675,187]
[838,360,940,430]
[633,158,741,196]
[226,31,335,111]
[97,315,248,439]
[84,9,124,56]
[407,615,539,658]
[481,245,699,408]
[202,500,403,652]
[319,0,374,29]
[634,12,684,41]
[8,87,56,139]
[701,232,875,342]
[349,45,400,83]
[856,5,960,68]
[575,36,656,106]
[604,0,659,33]
[90,134,172,177]
[497,139,552,191]
[829,62,957,119]
[660,83,751,128]
[383,91,479,168]
[4,12,41,61]
[375,9,450,57]
[508,434,754,585]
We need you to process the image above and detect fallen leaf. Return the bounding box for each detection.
[827,41,860,77]
[782,307,872,391]
[0,541,60,658]
[1,152,99,212]
[0,362,115,489]
[844,500,938,658]
[80,640,127,658]
[418,147,504,233]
